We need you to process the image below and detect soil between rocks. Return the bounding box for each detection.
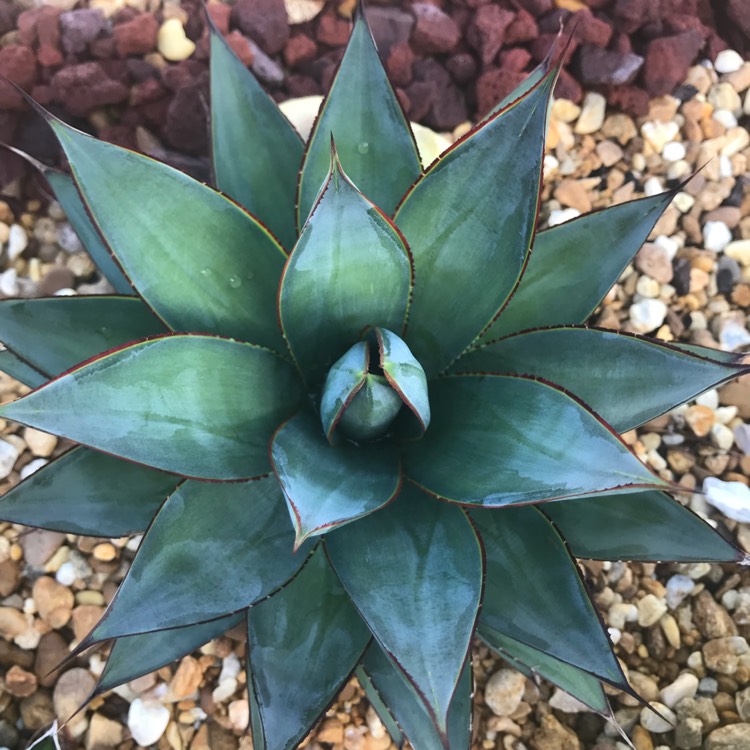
[1,2,750,750]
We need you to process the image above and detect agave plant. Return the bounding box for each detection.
[1,5,748,748]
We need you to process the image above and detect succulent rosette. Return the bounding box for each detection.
[1,5,748,748]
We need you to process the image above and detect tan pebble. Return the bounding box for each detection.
[86,712,124,749]
[53,668,97,724]
[601,113,637,144]
[0,201,12,224]
[550,98,581,123]
[364,731,392,750]
[75,590,105,606]
[92,542,116,562]
[5,664,38,697]
[553,178,592,213]
[685,404,716,437]
[574,92,606,135]
[689,267,710,292]
[724,62,750,92]
[632,724,654,750]
[33,575,74,629]
[708,82,742,114]
[596,139,623,167]
[228,699,249,733]
[22,427,57,457]
[317,718,345,744]
[686,65,714,95]
[158,18,195,62]
[0,222,9,244]
[169,656,203,701]
[71,605,104,642]
[661,613,681,649]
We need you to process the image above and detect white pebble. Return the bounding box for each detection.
[608,627,622,645]
[638,594,668,627]
[654,234,681,259]
[662,141,686,162]
[734,423,750,454]
[640,702,676,733]
[212,677,238,704]
[6,224,28,261]
[641,120,680,153]
[55,561,77,586]
[644,176,665,196]
[0,438,20,479]
[127,699,170,747]
[711,422,735,451]
[549,688,589,713]
[0,268,19,297]
[219,653,241,681]
[715,405,738,424]
[703,221,733,252]
[484,669,526,717]
[660,673,699,708]
[666,574,694,609]
[715,49,744,74]
[629,298,667,333]
[20,458,48,480]
[547,208,581,227]
[696,389,719,409]
[704,476,750,523]
[713,109,738,129]
[719,319,750,350]
[673,192,696,213]
[636,275,661,298]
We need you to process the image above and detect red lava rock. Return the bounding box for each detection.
[554,67,583,103]
[613,0,659,34]
[231,0,288,55]
[523,0,554,14]
[445,52,477,86]
[612,31,634,54]
[367,5,414,58]
[404,80,436,122]
[161,59,206,91]
[59,9,108,57]
[411,3,460,55]
[206,2,231,36]
[113,12,158,57]
[727,0,750,39]
[226,30,254,67]
[18,6,64,67]
[413,59,467,130]
[530,32,578,63]
[504,9,538,45]
[50,61,129,116]
[0,3,16,37]
[164,84,209,154]
[284,33,317,69]
[0,45,37,110]
[572,8,613,47]
[126,58,159,82]
[130,77,165,105]
[467,5,515,66]
[604,83,650,116]
[316,11,351,48]
[499,47,532,72]
[475,67,527,118]
[386,41,414,87]
[643,30,704,96]
[89,35,116,59]
[286,74,320,97]
[578,45,643,86]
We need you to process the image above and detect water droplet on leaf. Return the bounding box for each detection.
[357,142,369,154]
[228,275,242,289]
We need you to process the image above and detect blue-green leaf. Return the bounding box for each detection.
[483,192,675,341]
[0,296,166,379]
[355,665,405,748]
[405,374,666,506]
[209,24,303,250]
[319,341,368,442]
[326,484,482,732]
[0,335,303,480]
[473,505,629,690]
[455,326,749,432]
[270,411,401,545]
[394,67,556,376]
[89,476,310,642]
[279,152,412,386]
[0,447,176,537]
[359,641,472,750]
[95,613,243,696]
[47,116,287,351]
[544,491,745,562]
[247,547,370,750]
[0,350,46,389]
[297,5,421,227]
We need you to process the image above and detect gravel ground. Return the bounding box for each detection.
[2,3,750,750]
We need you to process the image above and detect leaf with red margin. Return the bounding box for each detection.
[405,374,668,506]
[325,484,482,735]
[271,411,401,547]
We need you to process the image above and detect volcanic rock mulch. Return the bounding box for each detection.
[2,1,750,750]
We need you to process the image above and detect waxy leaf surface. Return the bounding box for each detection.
[91,477,309,641]
[48,119,287,351]
[360,641,472,750]
[319,341,368,441]
[479,625,609,715]
[0,447,176,536]
[406,375,664,505]
[0,297,166,378]
[297,7,421,226]
[473,506,628,689]
[96,613,243,696]
[247,547,370,750]
[210,27,303,250]
[0,335,303,480]
[0,350,45,388]
[326,484,482,731]
[271,411,401,544]
[456,327,747,432]
[280,159,411,385]
[544,491,743,562]
[355,666,405,747]
[394,69,555,375]
[483,192,674,340]
[46,171,133,294]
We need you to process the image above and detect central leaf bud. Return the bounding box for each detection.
[319,327,430,445]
